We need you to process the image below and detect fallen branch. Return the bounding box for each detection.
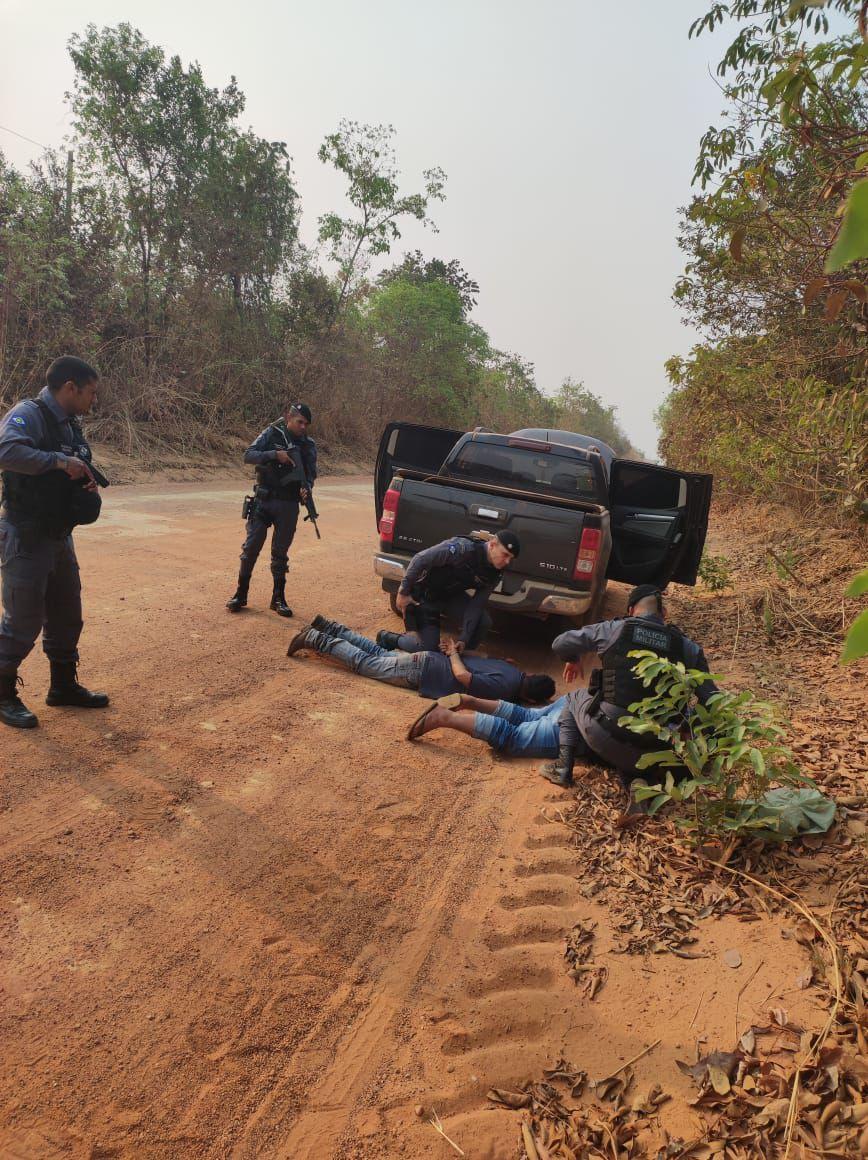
[594,1038,662,1086]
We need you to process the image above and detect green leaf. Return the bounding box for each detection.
[647,793,670,817]
[749,748,766,778]
[845,568,868,599]
[856,152,868,172]
[842,608,868,664]
[825,179,868,272]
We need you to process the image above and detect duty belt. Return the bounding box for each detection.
[592,707,663,751]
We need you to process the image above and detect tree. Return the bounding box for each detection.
[68,23,298,354]
[318,121,446,315]
[379,250,479,316]
[357,277,487,425]
[551,378,639,457]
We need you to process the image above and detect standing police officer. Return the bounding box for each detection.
[0,356,109,729]
[226,402,317,617]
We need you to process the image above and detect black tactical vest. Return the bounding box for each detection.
[420,540,501,603]
[255,422,306,496]
[1,401,101,537]
[600,617,686,709]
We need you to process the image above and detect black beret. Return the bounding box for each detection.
[495,530,521,558]
[627,584,663,609]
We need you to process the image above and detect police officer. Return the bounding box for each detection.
[226,402,317,617]
[0,356,109,729]
[381,530,520,654]
[541,584,718,789]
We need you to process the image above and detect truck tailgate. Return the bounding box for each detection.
[393,477,591,591]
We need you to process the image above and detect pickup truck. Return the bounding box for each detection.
[373,422,712,622]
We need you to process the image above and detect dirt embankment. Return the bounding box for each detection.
[0,480,864,1158]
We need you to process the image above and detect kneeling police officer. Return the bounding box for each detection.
[226,401,317,617]
[0,355,109,729]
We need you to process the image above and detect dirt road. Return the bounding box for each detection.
[0,478,855,1158]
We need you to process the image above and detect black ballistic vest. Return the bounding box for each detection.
[1,401,101,537]
[417,541,501,603]
[600,617,686,710]
[255,423,306,497]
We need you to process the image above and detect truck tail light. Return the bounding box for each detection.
[572,526,601,580]
[379,481,402,544]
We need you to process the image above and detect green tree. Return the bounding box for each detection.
[318,121,446,314]
[379,251,479,316]
[551,378,638,456]
[357,277,487,425]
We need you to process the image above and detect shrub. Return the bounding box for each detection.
[618,651,807,843]
[698,552,733,593]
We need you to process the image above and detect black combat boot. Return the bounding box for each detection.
[540,745,576,789]
[376,630,402,650]
[0,673,39,729]
[226,575,250,613]
[270,577,293,618]
[46,662,109,709]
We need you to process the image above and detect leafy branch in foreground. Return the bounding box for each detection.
[841,566,868,661]
[618,650,808,842]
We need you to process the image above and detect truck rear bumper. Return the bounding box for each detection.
[373,553,593,617]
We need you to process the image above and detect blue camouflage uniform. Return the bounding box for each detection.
[239,421,317,582]
[396,535,502,652]
[0,387,86,676]
[552,613,718,779]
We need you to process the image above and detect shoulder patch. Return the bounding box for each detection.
[11,416,26,426]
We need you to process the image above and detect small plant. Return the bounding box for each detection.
[618,651,808,844]
[697,552,733,593]
[841,567,868,664]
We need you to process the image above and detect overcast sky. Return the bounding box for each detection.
[0,0,730,456]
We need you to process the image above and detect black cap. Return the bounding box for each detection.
[627,584,662,609]
[495,529,521,558]
[290,402,312,423]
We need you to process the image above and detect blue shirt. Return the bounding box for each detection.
[0,386,74,475]
[419,653,524,700]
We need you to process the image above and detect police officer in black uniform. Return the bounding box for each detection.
[379,530,520,654]
[226,402,317,617]
[541,584,718,788]
[0,356,109,729]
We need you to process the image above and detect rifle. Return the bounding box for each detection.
[279,451,321,539]
[302,487,321,539]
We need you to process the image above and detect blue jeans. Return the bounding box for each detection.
[472,696,566,757]
[319,624,423,690]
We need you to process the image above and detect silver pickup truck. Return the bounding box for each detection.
[372,423,712,622]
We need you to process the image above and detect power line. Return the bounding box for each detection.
[0,123,52,151]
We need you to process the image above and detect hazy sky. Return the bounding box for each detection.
[0,0,730,455]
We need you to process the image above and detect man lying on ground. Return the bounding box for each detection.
[286,616,555,705]
[406,692,566,756]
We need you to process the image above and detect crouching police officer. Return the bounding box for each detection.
[541,584,718,790]
[380,530,520,654]
[0,356,109,729]
[226,402,316,617]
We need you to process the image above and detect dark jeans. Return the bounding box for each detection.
[239,495,299,581]
[401,593,492,652]
[0,519,83,676]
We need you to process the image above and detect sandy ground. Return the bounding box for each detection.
[0,477,840,1158]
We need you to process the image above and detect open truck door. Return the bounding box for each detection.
[374,422,464,526]
[606,460,712,587]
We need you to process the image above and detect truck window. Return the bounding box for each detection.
[446,442,603,502]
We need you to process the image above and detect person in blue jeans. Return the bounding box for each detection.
[406,692,565,756]
[286,615,555,705]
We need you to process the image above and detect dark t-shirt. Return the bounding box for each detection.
[419,654,524,700]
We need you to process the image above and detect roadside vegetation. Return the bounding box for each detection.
[658,0,868,517]
[0,24,638,463]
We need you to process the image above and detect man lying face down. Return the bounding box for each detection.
[286,616,555,705]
